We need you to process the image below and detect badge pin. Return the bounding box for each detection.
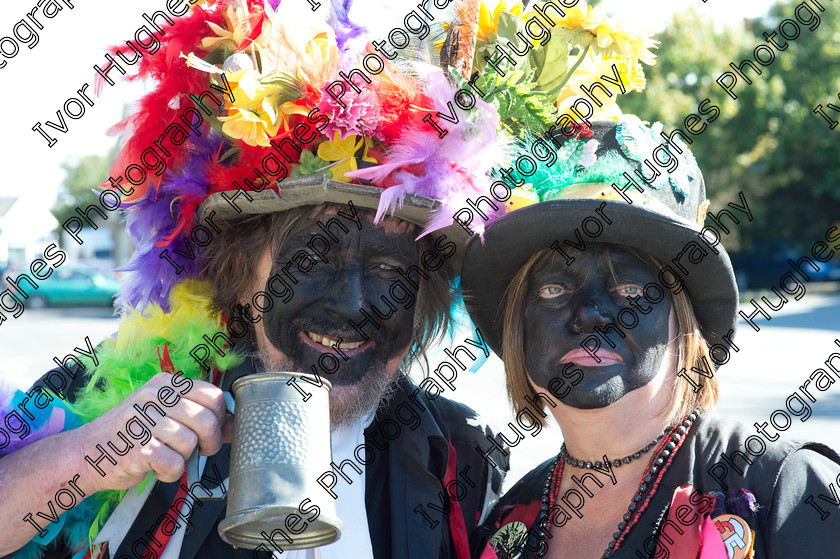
[489,521,528,559]
[712,513,754,559]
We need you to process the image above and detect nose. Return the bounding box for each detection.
[323,264,366,321]
[569,291,613,333]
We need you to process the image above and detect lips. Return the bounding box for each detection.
[300,331,373,355]
[559,348,624,366]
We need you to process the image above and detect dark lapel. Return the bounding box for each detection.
[178,446,232,559]
[112,476,182,558]
[365,376,449,559]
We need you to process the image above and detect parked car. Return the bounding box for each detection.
[24,265,120,309]
[730,240,838,290]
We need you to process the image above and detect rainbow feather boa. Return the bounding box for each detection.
[2,280,243,558]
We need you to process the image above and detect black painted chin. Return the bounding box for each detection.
[557,367,638,409]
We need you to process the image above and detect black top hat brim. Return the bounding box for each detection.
[461,198,739,357]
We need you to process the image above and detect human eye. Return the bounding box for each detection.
[615,284,643,297]
[378,263,396,271]
[538,284,567,299]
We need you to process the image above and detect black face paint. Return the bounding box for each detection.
[262,207,419,386]
[523,244,671,409]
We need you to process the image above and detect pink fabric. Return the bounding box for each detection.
[664,485,728,559]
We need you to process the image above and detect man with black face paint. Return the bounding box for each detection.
[0,176,509,559]
[464,118,840,559]
[255,205,424,429]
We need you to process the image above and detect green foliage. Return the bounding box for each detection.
[52,151,114,227]
[621,1,840,247]
[455,64,557,135]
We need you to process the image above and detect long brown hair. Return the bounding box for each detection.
[500,246,719,427]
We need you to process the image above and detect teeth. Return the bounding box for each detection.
[306,332,364,350]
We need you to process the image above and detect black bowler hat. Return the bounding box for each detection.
[461,116,739,357]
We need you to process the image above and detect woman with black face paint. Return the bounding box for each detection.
[463,117,840,559]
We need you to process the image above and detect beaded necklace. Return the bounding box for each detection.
[534,409,700,559]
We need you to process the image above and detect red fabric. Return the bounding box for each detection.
[445,442,471,559]
[151,470,191,553]
[494,499,542,533]
[157,342,177,374]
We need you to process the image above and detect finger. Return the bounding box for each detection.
[139,438,187,484]
[179,379,227,423]
[162,398,224,456]
[149,416,200,462]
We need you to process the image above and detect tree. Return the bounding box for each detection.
[621,1,840,248]
[51,146,123,254]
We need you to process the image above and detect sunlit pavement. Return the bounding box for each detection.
[2,295,839,491]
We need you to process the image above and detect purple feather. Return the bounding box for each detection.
[115,134,222,312]
[1,408,66,454]
[347,66,508,237]
[328,0,366,53]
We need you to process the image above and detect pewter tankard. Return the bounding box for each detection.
[203,371,342,550]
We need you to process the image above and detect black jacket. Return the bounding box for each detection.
[472,414,840,559]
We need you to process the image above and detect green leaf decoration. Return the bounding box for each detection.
[258,71,305,105]
[531,35,569,103]
[291,150,333,178]
[453,62,556,136]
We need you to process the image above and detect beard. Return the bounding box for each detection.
[250,349,402,431]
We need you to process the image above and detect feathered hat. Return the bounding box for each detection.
[2,1,659,557]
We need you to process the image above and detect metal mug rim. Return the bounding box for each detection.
[231,371,333,393]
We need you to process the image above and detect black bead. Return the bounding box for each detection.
[613,531,622,540]
[683,420,691,427]
[661,450,671,458]
[650,466,658,475]
[643,475,653,483]
[623,513,632,522]
[642,446,650,453]
[690,412,698,421]
[677,426,686,434]
[614,459,622,467]
[537,549,546,558]
[604,550,612,558]
[623,457,632,464]
[639,484,648,492]
[618,522,627,531]
[609,540,617,549]
[633,494,642,502]
[633,452,641,459]
[655,458,665,466]
[586,462,593,469]
[628,503,637,512]
[595,462,602,469]
[665,441,676,450]
[538,530,546,539]
[670,433,681,442]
